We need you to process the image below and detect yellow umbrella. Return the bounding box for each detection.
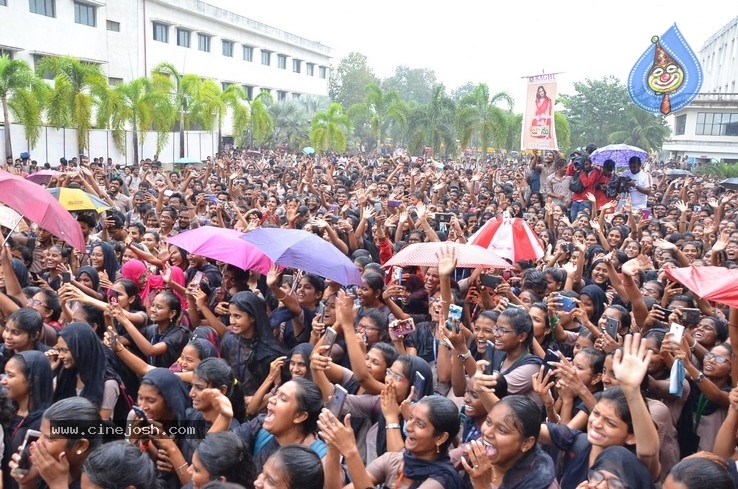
[47,187,110,213]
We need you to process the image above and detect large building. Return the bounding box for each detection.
[663,15,738,165]
[0,0,332,162]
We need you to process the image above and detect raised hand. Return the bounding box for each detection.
[436,245,457,277]
[612,333,651,390]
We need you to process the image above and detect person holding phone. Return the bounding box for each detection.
[266,267,326,349]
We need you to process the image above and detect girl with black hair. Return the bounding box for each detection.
[188,432,256,489]
[82,441,157,489]
[0,308,51,372]
[254,444,324,489]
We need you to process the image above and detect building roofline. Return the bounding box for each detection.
[701,15,738,50]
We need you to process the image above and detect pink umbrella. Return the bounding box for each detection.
[0,170,85,250]
[166,226,272,274]
[384,242,511,269]
[25,169,61,185]
[468,216,544,262]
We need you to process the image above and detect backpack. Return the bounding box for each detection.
[569,170,584,194]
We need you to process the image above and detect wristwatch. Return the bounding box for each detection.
[458,350,472,362]
[692,372,705,384]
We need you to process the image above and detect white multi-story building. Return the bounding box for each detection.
[663,15,738,165]
[0,0,332,163]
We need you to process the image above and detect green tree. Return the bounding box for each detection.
[450,82,477,102]
[249,91,274,148]
[269,99,309,150]
[349,83,408,152]
[558,76,631,149]
[310,102,352,153]
[456,83,513,158]
[36,55,109,153]
[188,81,250,149]
[381,66,437,105]
[328,52,379,109]
[554,112,572,153]
[0,55,46,158]
[151,62,203,158]
[607,105,670,151]
[407,84,456,156]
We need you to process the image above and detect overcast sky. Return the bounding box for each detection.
[208,0,736,111]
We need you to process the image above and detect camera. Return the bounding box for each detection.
[616,176,632,194]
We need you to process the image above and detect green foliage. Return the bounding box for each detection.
[381,66,437,105]
[554,112,571,153]
[407,84,456,156]
[310,102,352,153]
[606,105,670,152]
[328,52,379,109]
[250,91,274,147]
[695,163,738,179]
[0,55,47,156]
[348,83,408,151]
[456,84,514,158]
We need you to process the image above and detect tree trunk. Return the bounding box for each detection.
[132,131,139,167]
[179,108,185,158]
[2,95,13,160]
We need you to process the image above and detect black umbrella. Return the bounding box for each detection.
[719,178,738,190]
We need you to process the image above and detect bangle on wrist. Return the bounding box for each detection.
[385,423,401,430]
[175,462,188,473]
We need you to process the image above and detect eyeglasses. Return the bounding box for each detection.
[704,352,731,364]
[640,287,658,295]
[357,323,380,332]
[27,298,46,309]
[587,470,624,489]
[492,326,515,335]
[386,368,408,383]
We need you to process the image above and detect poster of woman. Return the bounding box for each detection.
[522,74,559,151]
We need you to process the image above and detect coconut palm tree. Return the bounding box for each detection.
[248,91,274,148]
[310,102,352,153]
[151,62,203,158]
[407,84,456,156]
[0,55,47,159]
[607,105,670,151]
[268,99,309,150]
[36,55,109,154]
[456,83,513,159]
[349,83,408,152]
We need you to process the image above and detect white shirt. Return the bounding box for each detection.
[621,169,652,210]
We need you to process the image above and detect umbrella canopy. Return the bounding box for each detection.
[720,178,738,190]
[166,226,272,274]
[240,228,363,286]
[175,157,201,164]
[25,169,61,185]
[384,242,511,270]
[665,265,738,308]
[46,187,110,213]
[245,150,262,157]
[0,170,85,250]
[0,205,23,230]
[302,147,315,155]
[468,216,544,262]
[590,143,647,168]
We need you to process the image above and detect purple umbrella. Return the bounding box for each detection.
[240,228,363,286]
[25,169,61,185]
[589,143,647,168]
[166,226,272,274]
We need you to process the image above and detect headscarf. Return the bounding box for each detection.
[92,241,119,282]
[54,322,107,406]
[15,350,53,414]
[403,451,462,489]
[288,343,314,380]
[121,259,186,307]
[141,368,190,421]
[580,284,607,324]
[10,258,29,288]
[497,444,556,489]
[75,265,100,291]
[589,446,654,489]
[230,291,284,362]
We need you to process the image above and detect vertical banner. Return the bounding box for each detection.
[521,74,558,151]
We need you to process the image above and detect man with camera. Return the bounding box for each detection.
[566,155,601,220]
[620,156,652,210]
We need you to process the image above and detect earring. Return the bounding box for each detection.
[436,444,440,454]
[76,450,82,455]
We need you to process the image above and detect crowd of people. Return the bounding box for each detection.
[0,144,737,489]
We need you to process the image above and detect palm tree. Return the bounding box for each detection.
[407,84,456,156]
[104,77,175,165]
[151,62,203,158]
[607,105,670,151]
[268,100,309,150]
[249,91,274,148]
[185,80,249,150]
[456,83,513,159]
[310,102,352,153]
[0,55,46,158]
[36,55,109,154]
[349,83,408,152]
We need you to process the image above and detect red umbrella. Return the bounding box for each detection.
[665,266,738,308]
[468,216,544,262]
[0,170,85,250]
[384,241,511,269]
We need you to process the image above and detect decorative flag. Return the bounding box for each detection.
[521,74,558,151]
[628,23,703,115]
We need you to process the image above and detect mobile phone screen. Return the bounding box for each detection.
[327,385,348,417]
[413,372,426,402]
[323,327,337,353]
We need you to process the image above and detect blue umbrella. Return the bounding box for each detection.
[240,228,363,286]
[302,147,315,155]
[590,144,647,168]
[175,157,201,164]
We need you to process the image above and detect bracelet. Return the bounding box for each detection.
[690,339,698,351]
[385,423,401,430]
[276,290,287,301]
[175,462,188,473]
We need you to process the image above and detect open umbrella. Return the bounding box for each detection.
[245,150,262,158]
[166,226,272,274]
[665,265,738,308]
[384,242,511,269]
[590,143,647,168]
[468,216,544,262]
[0,170,85,250]
[719,178,738,190]
[302,147,315,155]
[175,157,201,165]
[240,228,363,286]
[46,187,110,213]
[25,169,61,185]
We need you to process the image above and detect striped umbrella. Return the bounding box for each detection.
[469,216,544,262]
[384,241,511,269]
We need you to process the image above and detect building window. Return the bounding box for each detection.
[198,34,211,52]
[242,85,254,100]
[319,66,327,79]
[108,77,123,85]
[277,90,287,101]
[222,40,234,57]
[0,48,14,58]
[106,20,120,31]
[242,45,253,62]
[292,59,301,73]
[306,63,314,76]
[675,115,686,136]
[0,0,6,6]
[696,112,738,136]
[277,54,287,69]
[292,93,301,99]
[29,0,55,17]
[261,50,271,66]
[152,22,168,43]
[221,82,230,91]
[177,29,190,48]
[74,1,95,26]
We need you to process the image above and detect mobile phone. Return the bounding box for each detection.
[132,405,148,423]
[327,384,348,417]
[523,213,534,220]
[387,200,401,208]
[108,289,119,306]
[435,213,452,223]
[15,429,41,475]
[391,317,416,337]
[413,372,426,402]
[393,266,403,285]
[191,271,204,288]
[29,271,39,281]
[484,340,496,375]
[319,305,326,324]
[681,308,700,325]
[61,271,71,284]
[282,274,293,287]
[670,322,685,343]
[374,202,383,213]
[654,305,674,317]
[557,295,576,312]
[107,326,118,352]
[605,317,620,341]
[479,274,502,288]
[641,208,651,220]
[323,326,338,353]
[447,303,463,332]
